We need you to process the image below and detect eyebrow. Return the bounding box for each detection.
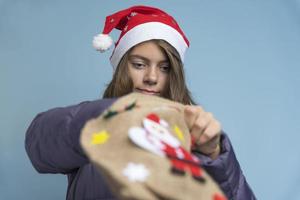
[129,55,169,64]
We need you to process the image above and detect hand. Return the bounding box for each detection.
[184,105,222,159]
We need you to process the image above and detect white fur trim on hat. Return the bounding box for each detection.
[93,34,114,52]
[110,22,188,69]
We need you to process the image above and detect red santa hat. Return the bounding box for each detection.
[93,5,190,69]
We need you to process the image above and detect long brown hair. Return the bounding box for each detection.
[102,39,195,105]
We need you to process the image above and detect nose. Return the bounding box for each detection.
[143,66,158,85]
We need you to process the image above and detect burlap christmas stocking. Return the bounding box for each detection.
[80,93,227,200]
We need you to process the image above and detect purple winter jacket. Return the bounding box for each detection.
[25,98,256,200]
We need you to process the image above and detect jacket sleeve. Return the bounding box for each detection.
[193,133,257,200]
[25,98,116,174]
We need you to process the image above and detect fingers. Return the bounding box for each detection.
[198,137,221,159]
[198,119,221,145]
[198,134,220,155]
[184,105,200,129]
[191,112,214,143]
[184,105,222,157]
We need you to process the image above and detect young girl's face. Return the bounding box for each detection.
[127,41,170,97]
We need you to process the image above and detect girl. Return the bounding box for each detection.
[25,5,256,200]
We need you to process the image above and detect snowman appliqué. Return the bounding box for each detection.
[129,113,205,182]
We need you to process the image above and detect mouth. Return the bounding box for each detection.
[135,88,160,95]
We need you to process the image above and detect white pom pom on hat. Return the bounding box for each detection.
[93,5,190,69]
[93,34,114,52]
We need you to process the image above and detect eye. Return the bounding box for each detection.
[160,64,170,73]
[131,62,145,69]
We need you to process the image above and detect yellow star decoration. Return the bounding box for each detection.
[174,125,184,142]
[91,130,110,145]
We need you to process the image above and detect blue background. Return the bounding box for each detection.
[1,0,300,199]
